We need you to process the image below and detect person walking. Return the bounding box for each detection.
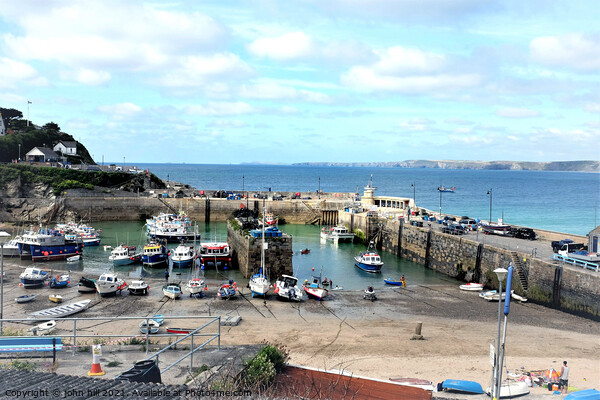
[164,269,170,282]
[400,275,406,288]
[560,360,569,393]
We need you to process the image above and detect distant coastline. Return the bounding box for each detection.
[291,160,599,172]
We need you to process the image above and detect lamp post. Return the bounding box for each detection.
[411,183,416,206]
[487,189,493,223]
[0,231,11,335]
[492,267,508,400]
[18,144,21,162]
[318,177,321,199]
[439,189,443,217]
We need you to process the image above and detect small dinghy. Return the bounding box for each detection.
[166,327,194,334]
[15,294,36,303]
[389,377,434,391]
[139,319,160,334]
[510,290,528,302]
[384,278,403,286]
[485,381,529,398]
[78,277,97,293]
[300,248,310,254]
[151,315,164,326]
[27,320,57,336]
[48,273,70,289]
[29,299,91,319]
[459,283,483,291]
[49,294,63,303]
[441,379,484,394]
[66,255,80,262]
[163,283,182,300]
[217,280,237,299]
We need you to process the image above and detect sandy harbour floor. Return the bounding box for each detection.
[1,261,598,394]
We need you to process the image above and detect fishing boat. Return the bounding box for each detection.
[320,225,354,243]
[384,278,403,286]
[303,273,329,300]
[15,294,36,303]
[49,294,63,303]
[265,212,278,226]
[198,242,231,268]
[186,277,206,297]
[29,299,92,319]
[441,379,484,394]
[27,320,57,336]
[146,212,200,242]
[480,222,512,236]
[354,241,383,273]
[141,239,169,268]
[1,236,22,257]
[300,248,310,254]
[17,228,82,261]
[109,244,141,266]
[217,280,237,299]
[485,381,529,398]
[139,319,160,334]
[66,255,80,262]
[163,283,182,300]
[437,186,456,193]
[128,280,149,295]
[274,275,303,301]
[166,327,194,334]
[48,273,70,288]
[77,276,97,293]
[171,242,195,268]
[19,267,49,288]
[249,210,271,297]
[95,272,127,296]
[459,283,484,291]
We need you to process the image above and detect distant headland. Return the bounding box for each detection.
[292,160,599,172]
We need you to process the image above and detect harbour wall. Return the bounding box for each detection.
[339,211,600,320]
[227,221,293,278]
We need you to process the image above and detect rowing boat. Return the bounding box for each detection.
[29,299,91,320]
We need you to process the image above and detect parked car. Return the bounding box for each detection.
[442,225,466,235]
[459,219,478,230]
[410,220,424,227]
[511,227,537,240]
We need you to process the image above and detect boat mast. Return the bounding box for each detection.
[261,208,266,277]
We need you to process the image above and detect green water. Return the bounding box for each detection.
[14,222,455,290]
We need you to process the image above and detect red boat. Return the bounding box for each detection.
[166,327,194,334]
[300,248,310,254]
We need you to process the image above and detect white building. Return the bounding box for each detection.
[53,141,77,156]
[25,147,61,163]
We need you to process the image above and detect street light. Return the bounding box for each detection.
[487,189,493,223]
[0,231,11,335]
[492,267,508,400]
[439,189,443,217]
[318,177,321,199]
[18,144,21,162]
[411,182,416,206]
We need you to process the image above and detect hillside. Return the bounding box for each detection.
[292,160,600,172]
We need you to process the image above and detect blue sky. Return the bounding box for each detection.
[0,0,598,164]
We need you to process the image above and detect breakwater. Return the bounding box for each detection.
[340,211,600,320]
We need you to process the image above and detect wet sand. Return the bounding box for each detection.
[1,261,598,392]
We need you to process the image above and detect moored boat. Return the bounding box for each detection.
[300,248,310,254]
[437,186,456,193]
[384,278,403,286]
[128,280,149,295]
[17,228,82,261]
[163,283,182,299]
[485,381,529,398]
[1,237,22,257]
[48,273,70,288]
[459,283,484,291]
[29,299,92,319]
[354,242,383,273]
[303,274,328,300]
[217,280,237,299]
[78,276,97,293]
[274,275,303,301]
[48,294,63,303]
[166,327,194,334]
[15,294,36,303]
[198,242,231,268]
[19,267,49,288]
[66,255,80,262]
[109,245,140,266]
[186,278,206,297]
[320,225,354,243]
[95,272,127,296]
[139,319,160,334]
[141,239,169,268]
[27,320,57,336]
[171,242,195,268]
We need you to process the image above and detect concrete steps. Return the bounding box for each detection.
[511,252,529,292]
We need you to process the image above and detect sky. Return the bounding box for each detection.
[0,0,599,164]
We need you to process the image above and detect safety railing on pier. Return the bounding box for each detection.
[551,254,599,272]
[0,315,221,373]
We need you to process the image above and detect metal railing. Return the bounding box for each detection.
[551,254,599,272]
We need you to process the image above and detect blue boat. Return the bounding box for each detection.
[141,240,169,268]
[151,315,164,326]
[565,389,600,400]
[441,379,484,394]
[48,273,70,288]
[19,267,49,288]
[384,278,402,286]
[354,242,383,273]
[17,229,82,262]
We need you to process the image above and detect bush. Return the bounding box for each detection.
[243,353,276,388]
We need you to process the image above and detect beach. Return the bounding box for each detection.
[1,261,598,393]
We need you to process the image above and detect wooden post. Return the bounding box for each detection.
[411,322,424,340]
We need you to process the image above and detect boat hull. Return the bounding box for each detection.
[459,283,484,291]
[384,279,402,286]
[172,258,194,268]
[20,278,47,288]
[142,254,168,268]
[15,295,36,303]
[354,259,383,273]
[442,379,484,394]
[304,286,328,300]
[29,299,92,319]
[166,327,193,334]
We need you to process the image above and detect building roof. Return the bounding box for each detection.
[56,141,77,148]
[0,369,188,399]
[26,147,60,158]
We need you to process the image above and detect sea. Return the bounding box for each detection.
[12,164,598,291]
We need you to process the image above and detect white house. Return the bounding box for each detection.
[25,147,61,163]
[53,141,77,156]
[0,112,5,136]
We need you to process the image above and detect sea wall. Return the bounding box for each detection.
[227,221,293,279]
[341,211,600,320]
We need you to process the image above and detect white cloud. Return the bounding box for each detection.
[584,103,600,113]
[97,103,142,116]
[63,69,111,86]
[247,31,317,60]
[0,57,47,88]
[495,107,540,118]
[530,33,600,72]
[341,46,481,93]
[399,118,436,131]
[240,81,331,103]
[186,102,258,116]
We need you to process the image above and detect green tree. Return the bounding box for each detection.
[0,107,23,128]
[43,122,60,133]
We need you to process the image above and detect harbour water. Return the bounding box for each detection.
[134,164,599,236]
[8,221,448,291]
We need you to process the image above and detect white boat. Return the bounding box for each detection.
[198,242,231,268]
[249,210,271,297]
[303,274,329,300]
[27,320,57,336]
[109,245,140,266]
[29,299,92,319]
[354,241,383,273]
[171,243,195,268]
[128,280,149,295]
[163,283,182,299]
[482,291,507,301]
[1,237,21,257]
[15,294,36,303]
[19,267,49,288]
[186,277,206,297]
[95,272,127,296]
[66,255,80,262]
[459,283,484,291]
[486,381,530,398]
[320,225,354,242]
[274,275,303,301]
[139,319,160,334]
[510,290,528,302]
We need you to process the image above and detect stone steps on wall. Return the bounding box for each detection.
[511,252,529,292]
